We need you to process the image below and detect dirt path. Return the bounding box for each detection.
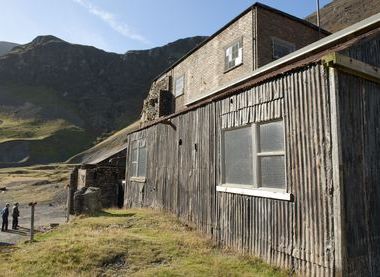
[0,204,67,244]
[0,164,74,245]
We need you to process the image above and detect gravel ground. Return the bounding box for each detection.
[0,203,67,244]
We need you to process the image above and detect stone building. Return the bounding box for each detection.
[141,2,329,122]
[68,148,126,214]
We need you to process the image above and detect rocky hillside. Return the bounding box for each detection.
[0,35,206,167]
[306,0,380,32]
[0,41,19,56]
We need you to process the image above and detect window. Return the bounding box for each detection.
[175,75,184,97]
[223,127,253,185]
[222,120,285,190]
[257,121,285,189]
[272,38,295,59]
[225,38,243,71]
[131,138,147,177]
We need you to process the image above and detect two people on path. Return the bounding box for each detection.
[1,203,20,231]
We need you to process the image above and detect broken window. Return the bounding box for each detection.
[131,138,147,177]
[225,38,243,71]
[222,120,285,190]
[272,37,296,59]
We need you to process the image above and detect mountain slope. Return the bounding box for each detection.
[0,41,19,56]
[306,0,380,32]
[0,35,207,167]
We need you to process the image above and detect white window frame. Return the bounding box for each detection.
[224,38,243,72]
[174,75,185,97]
[130,138,147,182]
[272,37,296,60]
[217,120,291,201]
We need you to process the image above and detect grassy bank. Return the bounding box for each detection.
[0,209,289,276]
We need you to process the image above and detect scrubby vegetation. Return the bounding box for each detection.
[0,209,288,276]
[0,114,72,143]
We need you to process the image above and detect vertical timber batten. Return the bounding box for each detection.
[328,66,345,276]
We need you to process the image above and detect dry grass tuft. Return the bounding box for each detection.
[0,209,289,276]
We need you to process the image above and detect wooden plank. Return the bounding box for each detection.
[329,67,345,277]
[323,52,380,85]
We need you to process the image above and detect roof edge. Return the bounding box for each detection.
[185,12,380,105]
[128,12,380,136]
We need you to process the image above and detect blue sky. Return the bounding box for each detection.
[0,0,331,53]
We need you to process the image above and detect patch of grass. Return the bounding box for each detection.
[0,113,72,143]
[0,164,75,204]
[28,127,94,164]
[0,209,289,276]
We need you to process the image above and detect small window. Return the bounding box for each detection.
[272,38,295,59]
[222,120,285,190]
[257,121,285,189]
[130,138,147,177]
[175,75,184,97]
[225,38,243,71]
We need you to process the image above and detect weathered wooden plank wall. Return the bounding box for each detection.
[125,63,336,276]
[337,72,380,277]
[339,33,380,67]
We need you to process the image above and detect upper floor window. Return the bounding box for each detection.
[272,38,295,59]
[131,138,147,178]
[225,38,243,71]
[222,120,285,190]
[175,75,185,97]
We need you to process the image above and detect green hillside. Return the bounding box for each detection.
[0,36,206,167]
[0,83,94,166]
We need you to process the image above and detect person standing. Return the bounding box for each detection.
[12,203,20,230]
[1,203,10,232]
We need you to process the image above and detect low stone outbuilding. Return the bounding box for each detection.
[68,148,126,214]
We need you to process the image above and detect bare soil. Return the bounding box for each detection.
[0,164,73,245]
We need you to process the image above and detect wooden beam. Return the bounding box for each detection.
[216,185,293,201]
[323,52,380,84]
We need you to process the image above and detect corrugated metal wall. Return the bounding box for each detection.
[125,63,337,276]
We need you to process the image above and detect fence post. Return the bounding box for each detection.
[28,202,37,242]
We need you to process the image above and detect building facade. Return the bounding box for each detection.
[141,3,329,123]
[122,5,380,276]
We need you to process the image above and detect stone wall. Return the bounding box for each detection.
[68,152,126,214]
[141,76,171,123]
[140,5,327,124]
[174,10,255,107]
[256,7,328,67]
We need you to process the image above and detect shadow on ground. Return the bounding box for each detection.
[3,226,39,237]
[94,211,136,218]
